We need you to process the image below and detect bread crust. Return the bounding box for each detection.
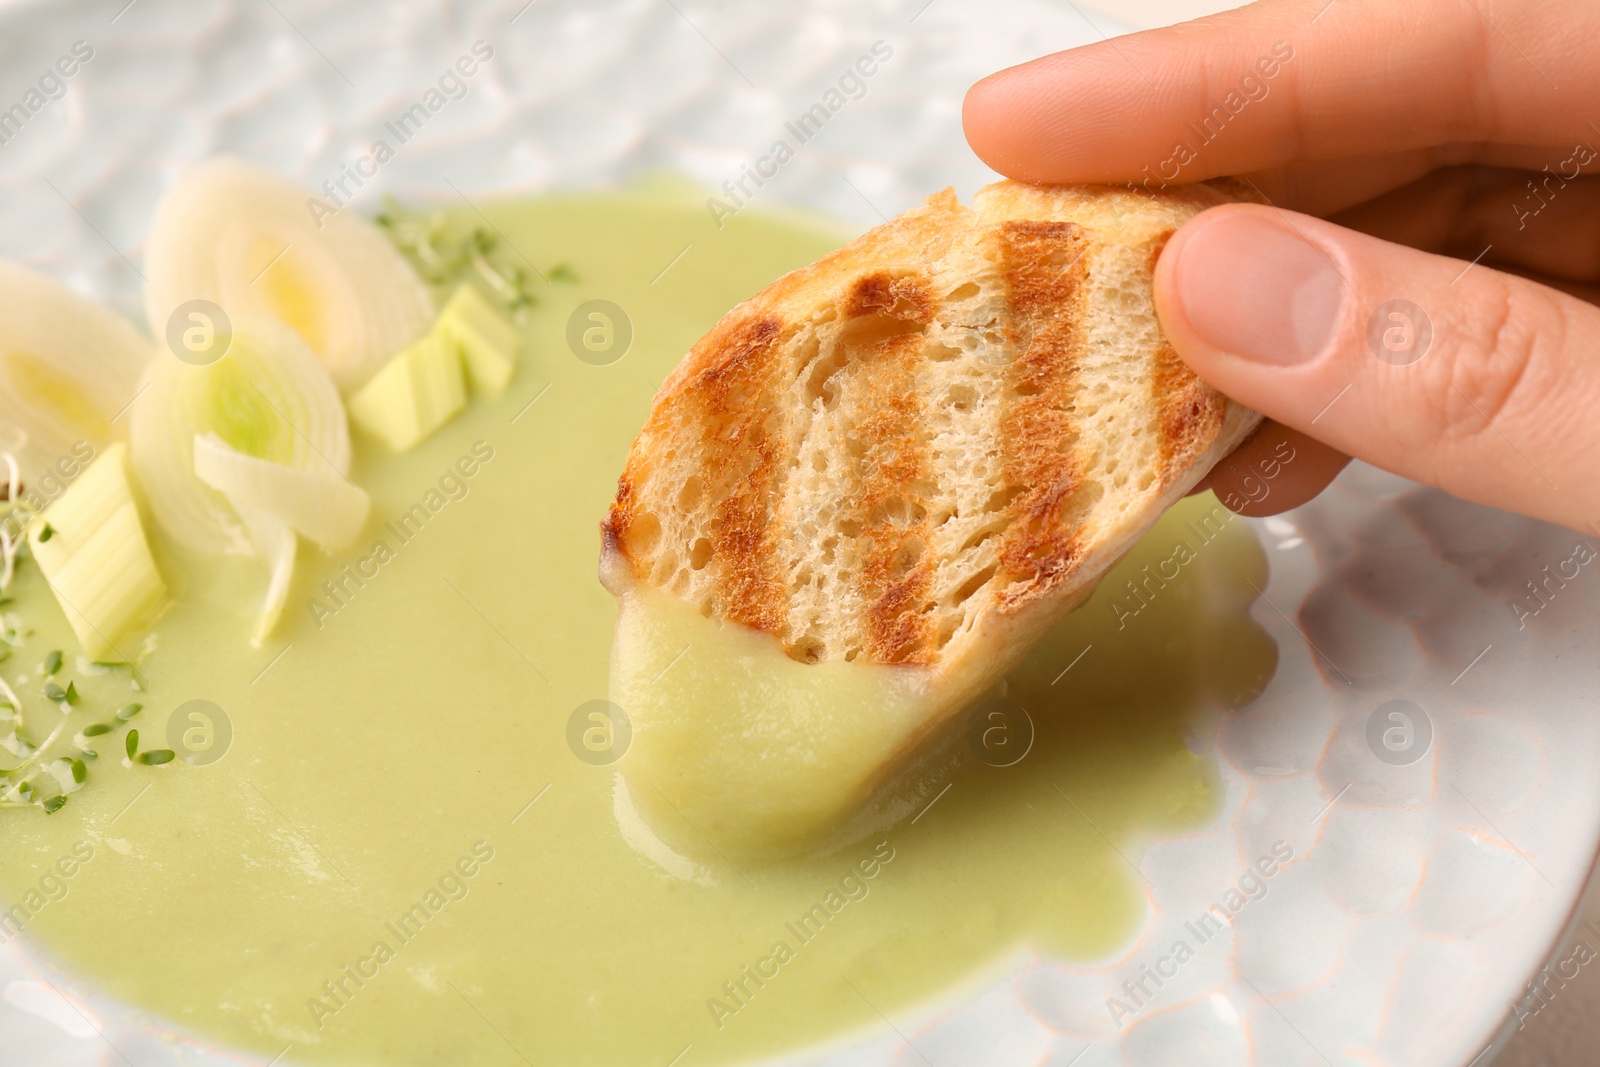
[602,179,1262,679]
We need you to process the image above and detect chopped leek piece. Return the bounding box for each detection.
[436,285,520,396]
[348,333,467,452]
[193,434,369,550]
[29,444,167,661]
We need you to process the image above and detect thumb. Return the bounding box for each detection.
[1154,204,1600,533]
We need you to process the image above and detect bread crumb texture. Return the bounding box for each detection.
[605,180,1259,669]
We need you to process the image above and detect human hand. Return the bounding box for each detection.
[963,0,1600,532]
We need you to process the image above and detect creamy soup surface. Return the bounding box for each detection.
[0,190,1275,1067]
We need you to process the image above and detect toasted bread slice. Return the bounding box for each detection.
[603,180,1261,686]
[601,180,1262,855]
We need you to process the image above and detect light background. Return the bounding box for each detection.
[0,0,1591,1062]
[1080,2,1600,1064]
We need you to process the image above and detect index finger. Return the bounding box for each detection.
[962,0,1593,187]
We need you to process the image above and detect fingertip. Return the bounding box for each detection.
[961,47,1138,184]
[1152,206,1223,368]
[1151,211,1198,341]
[962,64,1048,183]
[1155,204,1348,374]
[960,71,1004,171]
[962,65,1008,118]
[1202,422,1351,518]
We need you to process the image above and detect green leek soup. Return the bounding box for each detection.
[0,190,1275,1066]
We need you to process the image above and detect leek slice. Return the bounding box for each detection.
[437,285,520,396]
[29,444,167,660]
[131,318,357,644]
[131,316,351,555]
[0,260,152,496]
[143,158,435,393]
[193,433,369,550]
[229,498,296,647]
[348,333,467,451]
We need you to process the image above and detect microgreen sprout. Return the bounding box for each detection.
[378,199,576,325]
[0,460,174,811]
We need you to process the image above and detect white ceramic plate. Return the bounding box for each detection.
[2,2,1597,1065]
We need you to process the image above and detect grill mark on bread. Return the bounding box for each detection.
[603,312,790,622]
[994,219,1092,610]
[1145,231,1228,487]
[684,312,789,634]
[843,271,937,664]
[846,270,936,325]
[603,180,1263,671]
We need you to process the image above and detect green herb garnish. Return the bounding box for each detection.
[37,524,53,543]
[379,199,570,321]
[0,586,169,812]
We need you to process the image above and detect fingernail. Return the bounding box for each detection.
[1173,211,1345,365]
